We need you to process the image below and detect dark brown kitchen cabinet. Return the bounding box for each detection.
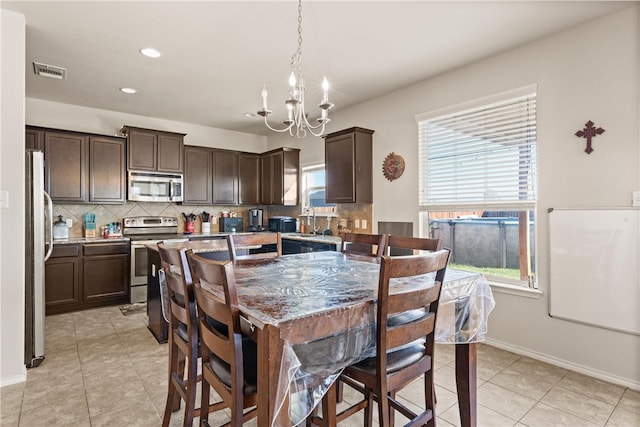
[183,146,247,206]
[25,128,44,151]
[44,131,88,202]
[45,242,130,315]
[183,146,212,205]
[83,243,129,302]
[27,126,127,204]
[123,126,185,173]
[212,150,239,204]
[260,148,299,206]
[239,153,260,205]
[45,244,82,314]
[158,132,184,173]
[89,136,126,203]
[324,127,374,203]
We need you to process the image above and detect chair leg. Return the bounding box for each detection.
[363,389,374,427]
[378,388,390,427]
[425,371,436,427]
[389,391,396,427]
[163,342,181,427]
[200,376,211,427]
[321,382,338,427]
[183,353,198,427]
[174,353,186,410]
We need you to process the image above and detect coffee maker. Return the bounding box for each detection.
[247,208,264,231]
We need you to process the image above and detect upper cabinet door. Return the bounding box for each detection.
[127,128,157,171]
[158,132,184,173]
[183,146,212,205]
[324,127,373,204]
[124,126,185,173]
[239,153,260,205]
[212,150,239,205]
[89,137,126,204]
[259,148,299,206]
[26,128,44,151]
[44,131,88,202]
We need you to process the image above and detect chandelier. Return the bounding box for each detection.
[257,0,334,138]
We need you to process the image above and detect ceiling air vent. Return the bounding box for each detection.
[33,62,66,80]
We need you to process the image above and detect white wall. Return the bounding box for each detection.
[0,9,27,386]
[268,6,640,387]
[27,98,268,153]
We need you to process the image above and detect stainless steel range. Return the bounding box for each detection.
[123,216,186,303]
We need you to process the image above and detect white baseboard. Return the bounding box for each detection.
[0,367,27,388]
[484,338,640,391]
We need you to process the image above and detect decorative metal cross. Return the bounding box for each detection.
[575,120,605,154]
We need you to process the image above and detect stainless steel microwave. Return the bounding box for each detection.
[128,170,183,202]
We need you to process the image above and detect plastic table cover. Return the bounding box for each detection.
[202,251,495,426]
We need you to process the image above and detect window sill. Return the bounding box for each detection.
[487,280,543,299]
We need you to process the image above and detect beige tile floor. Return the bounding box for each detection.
[1,305,638,427]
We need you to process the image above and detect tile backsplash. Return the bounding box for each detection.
[53,202,264,237]
[53,202,373,238]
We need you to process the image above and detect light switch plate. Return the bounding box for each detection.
[0,190,8,208]
[361,219,367,229]
[633,190,640,207]
[354,219,360,229]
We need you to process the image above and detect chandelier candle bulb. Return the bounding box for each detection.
[262,86,268,110]
[322,77,329,103]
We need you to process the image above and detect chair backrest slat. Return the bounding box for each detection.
[387,235,442,256]
[341,232,387,259]
[227,232,282,265]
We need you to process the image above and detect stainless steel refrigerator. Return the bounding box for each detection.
[25,150,53,368]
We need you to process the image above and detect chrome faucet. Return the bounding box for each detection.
[307,206,320,234]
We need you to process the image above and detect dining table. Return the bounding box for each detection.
[200,251,495,427]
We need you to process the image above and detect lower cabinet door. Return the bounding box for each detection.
[83,255,129,301]
[45,257,81,314]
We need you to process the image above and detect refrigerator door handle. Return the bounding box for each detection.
[44,190,53,261]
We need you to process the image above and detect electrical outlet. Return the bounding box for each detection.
[354,219,360,229]
[212,217,218,224]
[633,190,640,207]
[66,218,73,227]
[361,219,367,229]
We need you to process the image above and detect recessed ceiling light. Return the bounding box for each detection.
[139,47,162,58]
[120,87,137,94]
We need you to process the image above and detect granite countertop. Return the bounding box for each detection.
[281,233,342,246]
[53,236,130,245]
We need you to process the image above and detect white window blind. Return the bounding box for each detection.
[418,91,537,210]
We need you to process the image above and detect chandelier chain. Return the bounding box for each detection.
[290,0,304,73]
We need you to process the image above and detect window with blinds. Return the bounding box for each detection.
[416,87,538,288]
[418,89,537,211]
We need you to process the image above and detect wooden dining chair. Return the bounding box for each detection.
[157,243,202,427]
[387,235,442,256]
[309,249,451,427]
[341,232,387,260]
[227,232,282,265]
[187,252,259,426]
